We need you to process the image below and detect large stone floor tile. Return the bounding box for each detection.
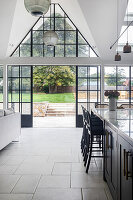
[0,175,20,193]
[12,175,41,194]
[38,175,70,188]
[0,194,33,200]
[0,165,18,174]
[71,172,105,189]
[3,156,27,166]
[33,188,81,200]
[52,163,71,175]
[82,188,107,200]
[14,162,54,175]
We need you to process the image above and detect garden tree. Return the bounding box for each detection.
[105,68,126,86]
[33,66,75,93]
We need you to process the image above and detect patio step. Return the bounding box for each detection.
[46,103,75,116]
[47,108,75,111]
[47,110,75,114]
[48,105,75,108]
[45,113,75,117]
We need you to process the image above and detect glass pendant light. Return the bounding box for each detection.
[44,30,58,46]
[123,0,131,53]
[44,4,58,46]
[115,0,121,61]
[24,0,51,16]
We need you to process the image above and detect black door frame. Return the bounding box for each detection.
[8,65,33,128]
[76,65,101,127]
[21,66,33,128]
[76,66,83,127]
[8,65,101,128]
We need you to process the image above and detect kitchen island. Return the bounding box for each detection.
[93,109,133,200]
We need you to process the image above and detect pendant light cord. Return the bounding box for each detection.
[50,4,51,30]
[110,0,133,50]
[117,0,118,53]
[127,0,128,42]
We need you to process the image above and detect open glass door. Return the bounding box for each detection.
[8,66,33,127]
[33,65,76,128]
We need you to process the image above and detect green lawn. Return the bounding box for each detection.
[33,93,75,103]
[1,93,75,103]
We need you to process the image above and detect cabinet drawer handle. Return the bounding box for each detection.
[106,131,109,149]
[126,152,132,180]
[125,151,128,180]
[106,131,112,149]
[109,131,112,149]
[123,149,126,176]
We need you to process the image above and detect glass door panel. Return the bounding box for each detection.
[76,66,101,127]
[8,66,33,127]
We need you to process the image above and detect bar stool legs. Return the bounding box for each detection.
[86,135,93,173]
[84,134,90,166]
[81,123,86,154]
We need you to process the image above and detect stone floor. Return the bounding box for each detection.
[0,128,112,200]
[33,116,76,127]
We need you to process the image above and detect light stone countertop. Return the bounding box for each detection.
[94,108,133,141]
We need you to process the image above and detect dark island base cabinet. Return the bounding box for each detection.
[105,122,118,200]
[104,122,133,200]
[118,135,133,200]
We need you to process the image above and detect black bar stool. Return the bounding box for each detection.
[85,111,104,173]
[81,106,90,162]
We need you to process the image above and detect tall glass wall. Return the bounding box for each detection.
[77,66,101,114]
[8,66,32,115]
[104,66,133,104]
[0,66,3,109]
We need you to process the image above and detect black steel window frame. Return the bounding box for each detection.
[8,66,33,116]
[104,66,133,104]
[10,3,98,58]
[0,66,3,105]
[76,66,101,115]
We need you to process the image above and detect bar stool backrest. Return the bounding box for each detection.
[88,111,103,136]
[120,104,133,109]
[95,103,109,108]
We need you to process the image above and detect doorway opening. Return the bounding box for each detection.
[7,65,101,128]
[33,66,76,128]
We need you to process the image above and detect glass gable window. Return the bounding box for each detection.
[104,66,133,105]
[0,66,3,109]
[11,4,97,58]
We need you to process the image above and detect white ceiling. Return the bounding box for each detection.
[0,0,17,59]
[77,0,127,61]
[0,0,129,62]
[6,0,37,57]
